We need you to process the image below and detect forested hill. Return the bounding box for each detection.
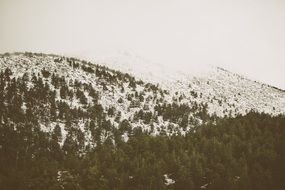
[0,52,285,189]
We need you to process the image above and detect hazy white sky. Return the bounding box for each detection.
[0,0,285,89]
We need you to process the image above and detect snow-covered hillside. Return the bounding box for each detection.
[1,51,284,132]
[0,52,207,139]
[0,51,284,167]
[79,50,285,117]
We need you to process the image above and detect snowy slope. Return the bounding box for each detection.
[0,52,205,138]
[1,51,284,120]
[0,51,284,147]
[78,50,285,117]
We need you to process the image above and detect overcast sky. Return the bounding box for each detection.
[0,0,284,89]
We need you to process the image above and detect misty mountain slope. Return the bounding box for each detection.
[1,52,284,126]
[89,51,285,117]
[0,52,210,142]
